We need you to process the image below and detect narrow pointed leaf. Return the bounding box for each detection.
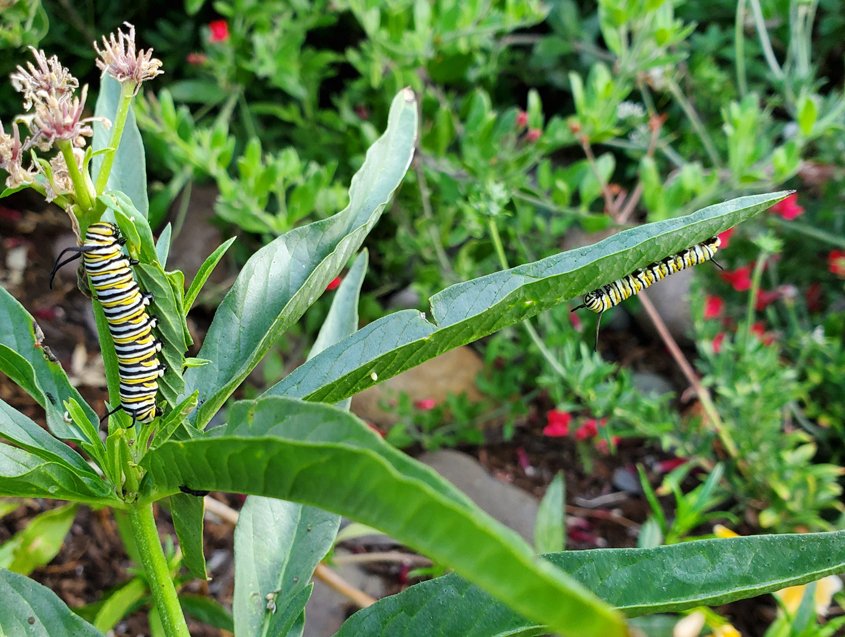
[93,576,147,632]
[234,498,339,636]
[181,89,418,429]
[0,569,103,636]
[92,74,149,216]
[168,493,206,580]
[142,397,625,637]
[155,223,172,266]
[0,443,115,504]
[266,192,791,403]
[335,531,845,636]
[184,237,236,311]
[232,251,368,633]
[1,504,77,574]
[0,287,98,440]
[0,400,100,479]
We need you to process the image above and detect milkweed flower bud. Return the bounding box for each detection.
[94,22,163,93]
[0,120,36,188]
[10,47,79,110]
[28,85,101,151]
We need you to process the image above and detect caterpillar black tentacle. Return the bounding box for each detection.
[573,236,722,347]
[53,222,163,425]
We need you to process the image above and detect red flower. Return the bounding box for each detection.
[575,418,606,441]
[595,436,620,455]
[209,19,229,43]
[515,447,533,473]
[720,265,752,291]
[326,276,342,291]
[525,128,542,143]
[717,227,735,250]
[805,282,823,312]
[186,52,208,65]
[712,332,726,353]
[704,295,724,319]
[568,310,583,331]
[750,322,776,345]
[829,250,845,278]
[770,193,804,221]
[543,410,571,437]
[755,289,780,310]
[515,110,528,129]
[656,457,688,474]
[413,398,437,411]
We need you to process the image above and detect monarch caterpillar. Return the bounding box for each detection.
[51,222,164,424]
[573,236,722,344]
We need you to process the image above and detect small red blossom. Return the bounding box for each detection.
[366,421,385,438]
[413,398,437,411]
[355,104,370,120]
[712,332,727,353]
[575,417,606,441]
[543,409,571,437]
[704,295,724,319]
[595,435,620,455]
[750,322,776,345]
[755,288,780,310]
[209,19,229,43]
[186,52,208,65]
[568,310,583,331]
[525,128,542,143]
[326,276,342,291]
[770,193,804,221]
[717,227,735,249]
[828,250,845,278]
[0,205,22,221]
[805,282,824,312]
[656,457,688,474]
[720,265,752,292]
[515,110,528,129]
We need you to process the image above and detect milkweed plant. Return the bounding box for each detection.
[0,24,843,637]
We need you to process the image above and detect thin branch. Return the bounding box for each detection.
[332,551,432,567]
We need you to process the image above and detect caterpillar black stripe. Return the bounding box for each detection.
[573,237,722,343]
[51,222,163,424]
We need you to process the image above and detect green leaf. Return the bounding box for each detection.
[234,498,339,636]
[181,89,418,429]
[0,504,77,574]
[0,569,103,636]
[134,264,189,407]
[534,473,565,554]
[142,397,625,637]
[0,443,115,504]
[336,531,845,635]
[155,223,172,267]
[92,74,149,216]
[168,493,207,580]
[184,237,236,311]
[179,594,233,631]
[266,192,791,403]
[0,287,99,440]
[0,399,101,482]
[93,576,146,632]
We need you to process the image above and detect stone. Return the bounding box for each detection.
[350,346,486,426]
[418,449,538,542]
[632,371,674,397]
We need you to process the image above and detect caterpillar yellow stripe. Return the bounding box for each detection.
[574,236,721,315]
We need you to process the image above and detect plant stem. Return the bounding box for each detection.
[735,0,748,97]
[637,291,740,460]
[748,0,784,79]
[665,77,723,169]
[57,139,95,214]
[415,159,456,280]
[487,219,569,377]
[127,503,190,637]
[94,81,137,195]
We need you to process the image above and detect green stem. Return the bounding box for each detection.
[127,503,190,637]
[744,251,769,343]
[735,0,748,97]
[57,139,95,213]
[748,0,784,79]
[487,219,569,377]
[94,81,137,195]
[665,77,723,169]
